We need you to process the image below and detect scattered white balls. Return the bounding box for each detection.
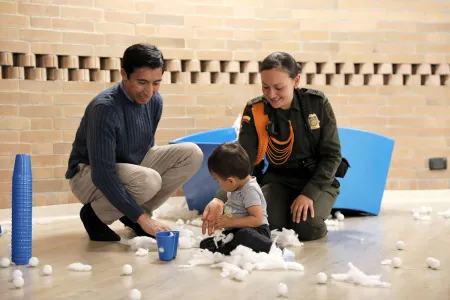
[129,288,142,300]
[426,257,440,270]
[42,265,52,275]
[392,257,402,268]
[396,241,405,250]
[12,269,23,279]
[122,264,133,275]
[29,257,39,267]
[13,276,24,288]
[1,257,10,268]
[277,282,288,297]
[336,213,345,221]
[316,272,328,284]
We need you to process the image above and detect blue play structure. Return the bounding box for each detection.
[169,127,394,216]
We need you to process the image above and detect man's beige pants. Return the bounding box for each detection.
[68,142,203,224]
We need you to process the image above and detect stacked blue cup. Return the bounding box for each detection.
[11,154,33,265]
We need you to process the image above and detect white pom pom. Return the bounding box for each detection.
[412,213,420,220]
[316,272,328,284]
[0,257,10,268]
[427,258,440,270]
[42,265,52,275]
[158,247,164,253]
[337,213,344,221]
[12,269,22,279]
[122,264,133,275]
[277,282,288,297]
[392,257,402,268]
[242,262,253,272]
[128,288,141,300]
[396,241,405,250]
[425,257,434,267]
[13,276,24,288]
[29,257,39,267]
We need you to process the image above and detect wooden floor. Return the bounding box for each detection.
[0,190,449,300]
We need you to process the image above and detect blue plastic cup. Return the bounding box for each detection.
[155,231,175,261]
[170,231,180,258]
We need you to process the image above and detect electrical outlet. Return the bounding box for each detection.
[429,157,447,170]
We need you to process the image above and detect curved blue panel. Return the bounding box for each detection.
[169,127,394,216]
[169,127,237,213]
[334,127,395,215]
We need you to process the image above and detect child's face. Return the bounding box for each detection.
[211,172,237,192]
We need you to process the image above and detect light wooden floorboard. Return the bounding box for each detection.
[0,191,449,300]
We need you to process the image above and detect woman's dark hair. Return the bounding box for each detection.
[122,43,165,78]
[208,142,251,180]
[259,52,301,79]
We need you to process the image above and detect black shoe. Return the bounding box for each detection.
[119,216,154,238]
[80,203,120,242]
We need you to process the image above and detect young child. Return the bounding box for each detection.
[199,142,273,255]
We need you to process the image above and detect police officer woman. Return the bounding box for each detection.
[202,51,348,241]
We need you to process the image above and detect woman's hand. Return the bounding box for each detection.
[290,195,314,223]
[201,198,224,235]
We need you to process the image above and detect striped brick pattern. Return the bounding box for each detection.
[1,53,449,87]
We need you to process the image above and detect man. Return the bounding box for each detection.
[65,43,203,242]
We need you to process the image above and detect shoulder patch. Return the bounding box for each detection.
[247,96,265,106]
[305,89,325,98]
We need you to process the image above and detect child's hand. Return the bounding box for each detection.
[215,215,233,229]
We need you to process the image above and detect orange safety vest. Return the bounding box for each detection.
[242,102,295,166]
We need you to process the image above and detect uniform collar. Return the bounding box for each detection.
[290,88,301,111]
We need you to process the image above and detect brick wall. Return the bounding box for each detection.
[0,0,449,208]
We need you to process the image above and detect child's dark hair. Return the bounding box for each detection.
[208,142,251,180]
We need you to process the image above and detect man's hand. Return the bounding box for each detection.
[290,194,314,223]
[137,213,170,236]
[201,198,224,235]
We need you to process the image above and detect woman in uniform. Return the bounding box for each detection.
[201,52,348,241]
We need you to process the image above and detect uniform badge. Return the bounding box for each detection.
[308,113,320,130]
[242,115,251,123]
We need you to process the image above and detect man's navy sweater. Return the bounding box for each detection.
[65,82,163,222]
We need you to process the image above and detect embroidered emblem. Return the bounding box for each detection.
[242,115,251,123]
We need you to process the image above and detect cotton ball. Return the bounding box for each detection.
[277,283,288,297]
[392,257,402,268]
[316,272,328,284]
[13,276,24,289]
[128,288,141,300]
[122,264,133,275]
[412,213,420,220]
[334,211,341,218]
[242,262,253,273]
[29,257,39,267]
[396,241,405,250]
[12,269,23,279]
[425,257,434,267]
[427,258,440,270]
[337,213,344,221]
[158,247,164,253]
[1,257,10,268]
[42,265,52,275]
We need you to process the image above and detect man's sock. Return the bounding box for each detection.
[80,203,120,242]
[119,216,154,238]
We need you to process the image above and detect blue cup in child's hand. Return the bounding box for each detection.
[156,231,176,261]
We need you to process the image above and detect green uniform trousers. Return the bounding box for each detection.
[261,174,340,241]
